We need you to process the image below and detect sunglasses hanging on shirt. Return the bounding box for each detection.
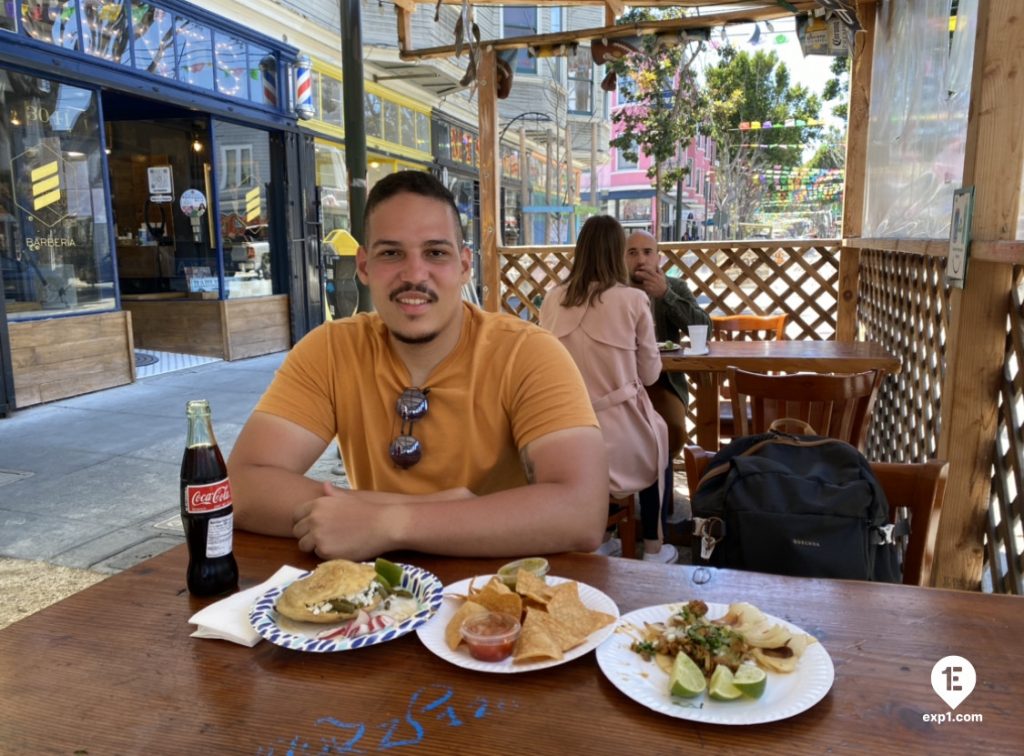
[389,387,429,469]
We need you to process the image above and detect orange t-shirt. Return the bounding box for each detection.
[255,303,597,495]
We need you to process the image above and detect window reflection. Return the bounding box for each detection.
[0,71,114,319]
[383,100,399,143]
[132,3,175,79]
[321,76,342,127]
[248,44,278,107]
[22,0,80,49]
[364,93,381,138]
[214,33,248,98]
[214,120,274,298]
[176,17,214,90]
[80,0,128,62]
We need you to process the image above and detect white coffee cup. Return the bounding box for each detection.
[688,325,708,353]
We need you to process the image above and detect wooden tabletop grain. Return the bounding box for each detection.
[1,531,1019,754]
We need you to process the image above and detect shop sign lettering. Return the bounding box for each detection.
[26,234,76,252]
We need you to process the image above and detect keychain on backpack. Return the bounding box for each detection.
[692,517,724,560]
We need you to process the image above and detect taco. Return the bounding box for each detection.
[276,560,386,624]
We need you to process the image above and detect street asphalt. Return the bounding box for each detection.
[0,352,344,575]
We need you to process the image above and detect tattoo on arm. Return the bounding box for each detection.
[519,447,536,483]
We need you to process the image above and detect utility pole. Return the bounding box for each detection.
[340,0,370,312]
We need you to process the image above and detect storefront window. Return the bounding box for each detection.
[247,44,279,107]
[400,107,415,149]
[1,1,15,32]
[22,0,81,49]
[176,17,214,91]
[0,73,114,319]
[415,112,430,152]
[364,93,382,138]
[81,0,129,62]
[214,34,248,98]
[321,75,342,127]
[383,100,399,143]
[309,70,322,119]
[315,141,348,234]
[213,120,273,298]
[132,3,176,79]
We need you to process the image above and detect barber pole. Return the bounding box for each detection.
[261,55,278,107]
[294,54,314,120]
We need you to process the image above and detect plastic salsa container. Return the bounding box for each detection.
[496,557,550,589]
[460,611,521,662]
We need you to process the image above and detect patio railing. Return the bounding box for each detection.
[496,239,1022,595]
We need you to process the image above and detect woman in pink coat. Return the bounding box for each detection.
[539,216,676,563]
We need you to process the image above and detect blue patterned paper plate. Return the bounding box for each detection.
[249,563,444,652]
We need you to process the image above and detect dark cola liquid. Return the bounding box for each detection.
[181,443,238,597]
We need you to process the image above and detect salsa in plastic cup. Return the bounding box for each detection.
[460,611,521,662]
[497,557,550,589]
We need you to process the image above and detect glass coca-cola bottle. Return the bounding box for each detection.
[180,399,238,597]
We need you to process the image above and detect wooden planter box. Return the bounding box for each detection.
[122,294,290,361]
[9,311,135,408]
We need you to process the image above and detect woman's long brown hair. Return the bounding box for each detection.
[561,215,628,308]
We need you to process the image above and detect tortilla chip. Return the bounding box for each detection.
[444,600,489,651]
[514,608,566,662]
[515,570,553,604]
[470,579,523,618]
[544,583,614,646]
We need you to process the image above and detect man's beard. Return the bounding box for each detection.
[391,330,439,345]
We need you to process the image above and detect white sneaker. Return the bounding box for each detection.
[593,538,622,557]
[643,544,679,564]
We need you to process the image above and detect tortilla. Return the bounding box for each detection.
[277,560,382,624]
[545,582,614,643]
[514,608,566,662]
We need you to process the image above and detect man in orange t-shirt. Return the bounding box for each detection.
[228,170,607,560]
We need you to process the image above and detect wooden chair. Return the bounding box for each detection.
[728,366,883,452]
[711,314,787,439]
[607,494,638,559]
[682,445,947,586]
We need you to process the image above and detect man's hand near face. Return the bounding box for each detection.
[631,264,669,300]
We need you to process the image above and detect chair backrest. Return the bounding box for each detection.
[871,460,948,587]
[682,445,948,586]
[727,366,883,451]
[712,313,787,341]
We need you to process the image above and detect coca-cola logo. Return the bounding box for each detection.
[186,479,233,514]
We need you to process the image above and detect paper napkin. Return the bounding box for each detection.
[188,565,306,646]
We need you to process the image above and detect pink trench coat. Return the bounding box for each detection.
[540,284,669,501]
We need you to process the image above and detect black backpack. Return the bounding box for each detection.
[691,429,904,582]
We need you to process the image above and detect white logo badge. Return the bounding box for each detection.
[931,655,976,710]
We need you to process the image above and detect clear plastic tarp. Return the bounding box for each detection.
[862,0,978,238]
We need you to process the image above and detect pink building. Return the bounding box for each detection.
[582,88,717,240]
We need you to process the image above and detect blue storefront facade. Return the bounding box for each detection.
[0,0,325,412]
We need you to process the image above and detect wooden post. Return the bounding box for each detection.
[934,1,1024,590]
[836,0,875,342]
[478,46,501,313]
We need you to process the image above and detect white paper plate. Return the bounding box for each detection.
[595,602,834,724]
[658,341,681,352]
[416,574,619,673]
[249,563,443,652]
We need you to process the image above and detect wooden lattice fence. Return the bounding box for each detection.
[496,240,1022,594]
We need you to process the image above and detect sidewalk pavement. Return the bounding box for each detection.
[0,352,343,575]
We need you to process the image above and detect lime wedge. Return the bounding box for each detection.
[375,558,403,587]
[733,664,767,699]
[669,653,706,698]
[708,665,744,701]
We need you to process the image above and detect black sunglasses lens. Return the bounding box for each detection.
[396,388,429,421]
[389,434,422,469]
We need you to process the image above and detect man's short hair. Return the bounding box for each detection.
[363,170,463,246]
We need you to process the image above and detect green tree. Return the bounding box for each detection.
[607,8,705,234]
[703,46,822,235]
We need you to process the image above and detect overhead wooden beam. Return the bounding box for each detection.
[395,3,414,54]
[603,0,625,20]
[399,2,817,61]
[935,0,1024,591]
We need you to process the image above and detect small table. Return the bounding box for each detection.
[662,340,901,449]
[0,533,1020,753]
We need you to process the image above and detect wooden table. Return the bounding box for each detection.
[662,340,901,449]
[1,532,1020,753]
